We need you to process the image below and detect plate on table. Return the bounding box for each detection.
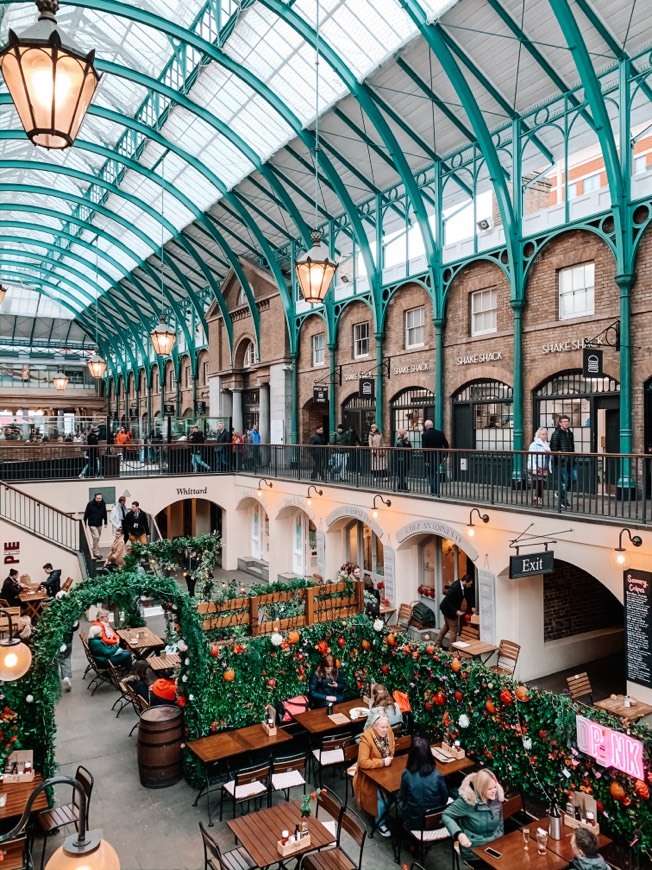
[348,707,370,721]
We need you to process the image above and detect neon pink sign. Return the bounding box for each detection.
[576,715,644,780]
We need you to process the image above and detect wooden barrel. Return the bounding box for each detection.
[137,705,183,788]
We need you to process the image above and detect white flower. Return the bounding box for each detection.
[60,644,68,653]
[373,619,384,632]
[458,714,470,729]
[522,736,532,751]
[182,675,188,683]
[25,695,34,704]
[177,640,188,652]
[55,591,67,599]
[188,694,194,701]
[270,632,283,647]
[185,658,190,666]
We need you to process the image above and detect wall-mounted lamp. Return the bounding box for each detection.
[305,485,323,507]
[613,528,642,568]
[0,774,118,868]
[0,608,32,681]
[256,479,273,498]
[466,508,490,538]
[371,494,391,520]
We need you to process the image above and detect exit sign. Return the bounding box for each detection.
[509,550,555,579]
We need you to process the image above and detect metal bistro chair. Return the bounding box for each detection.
[36,765,94,870]
[123,681,150,736]
[387,603,413,632]
[490,640,521,677]
[107,661,131,717]
[199,821,255,870]
[79,633,114,695]
[343,741,358,807]
[300,806,367,870]
[315,785,343,841]
[566,672,594,705]
[311,733,352,789]
[219,761,270,822]
[398,808,450,866]
[270,752,308,803]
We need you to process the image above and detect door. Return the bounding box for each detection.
[595,398,620,488]
[453,403,473,480]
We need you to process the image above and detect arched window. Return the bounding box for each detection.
[243,340,256,369]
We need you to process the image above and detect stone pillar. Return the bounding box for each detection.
[21,408,30,439]
[231,388,243,434]
[259,383,270,442]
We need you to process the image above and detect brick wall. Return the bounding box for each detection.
[544,559,623,641]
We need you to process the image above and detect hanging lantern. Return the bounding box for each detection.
[52,368,68,391]
[295,231,338,304]
[0,285,6,305]
[0,0,101,150]
[86,353,106,379]
[0,639,32,681]
[150,314,176,356]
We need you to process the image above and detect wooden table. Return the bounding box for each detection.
[472,827,569,869]
[18,590,47,622]
[291,697,366,735]
[361,744,474,797]
[0,773,47,821]
[148,653,181,674]
[534,817,611,862]
[452,639,499,663]
[187,722,294,825]
[380,604,396,624]
[594,694,652,721]
[228,801,335,869]
[116,628,165,659]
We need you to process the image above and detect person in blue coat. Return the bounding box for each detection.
[309,655,345,708]
[399,735,449,830]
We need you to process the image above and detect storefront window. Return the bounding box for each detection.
[347,521,384,583]
[418,536,476,611]
[452,380,513,450]
[391,387,434,447]
[341,393,375,443]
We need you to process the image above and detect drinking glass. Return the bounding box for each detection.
[522,828,530,850]
[536,830,548,855]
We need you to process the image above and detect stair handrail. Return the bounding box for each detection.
[0,480,80,552]
[0,481,75,519]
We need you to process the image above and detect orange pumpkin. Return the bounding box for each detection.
[451,658,463,673]
[485,699,497,714]
[609,781,626,802]
[223,669,236,682]
[515,685,530,702]
[361,639,371,651]
[425,644,436,656]
[288,630,300,645]
[387,634,398,647]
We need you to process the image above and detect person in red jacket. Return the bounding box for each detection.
[149,677,177,707]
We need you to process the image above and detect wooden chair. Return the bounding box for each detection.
[455,624,481,659]
[311,733,352,788]
[61,577,74,592]
[123,681,149,736]
[315,785,343,840]
[79,632,113,694]
[301,806,367,870]
[343,741,358,806]
[490,640,521,677]
[566,672,593,704]
[219,761,270,821]
[387,602,413,631]
[107,661,131,717]
[270,752,307,802]
[398,808,450,866]
[0,835,30,870]
[199,821,255,870]
[394,733,413,755]
[36,765,93,870]
[502,790,536,829]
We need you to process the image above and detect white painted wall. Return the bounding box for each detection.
[0,518,82,586]
[11,474,649,689]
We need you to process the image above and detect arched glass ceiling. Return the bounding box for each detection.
[0,0,648,356]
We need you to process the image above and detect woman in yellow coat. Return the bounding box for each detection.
[353,714,395,837]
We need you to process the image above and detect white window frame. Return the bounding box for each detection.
[470,288,498,337]
[312,332,325,367]
[635,155,648,175]
[202,361,209,384]
[583,173,600,193]
[243,341,256,369]
[185,367,192,388]
[568,182,579,200]
[405,306,425,349]
[558,262,595,320]
[353,322,370,359]
[168,369,176,391]
[153,370,159,393]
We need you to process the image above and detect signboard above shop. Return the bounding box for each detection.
[509,550,555,579]
[313,386,328,405]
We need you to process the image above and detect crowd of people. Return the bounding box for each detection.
[83,492,150,563]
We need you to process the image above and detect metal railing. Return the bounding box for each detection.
[0,442,650,524]
[0,481,81,551]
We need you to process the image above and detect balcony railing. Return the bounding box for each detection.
[0,442,649,524]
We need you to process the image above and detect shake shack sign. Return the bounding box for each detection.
[509,550,554,579]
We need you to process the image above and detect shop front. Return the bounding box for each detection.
[452,379,513,484]
[346,519,384,586]
[341,391,376,443]
[390,386,434,447]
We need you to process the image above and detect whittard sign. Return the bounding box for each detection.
[509,550,554,579]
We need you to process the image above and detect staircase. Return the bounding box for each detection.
[0,481,91,575]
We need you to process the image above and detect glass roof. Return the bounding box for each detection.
[0,285,75,319]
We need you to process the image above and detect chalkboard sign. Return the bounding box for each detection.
[624,569,652,688]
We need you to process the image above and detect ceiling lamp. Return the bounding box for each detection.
[294,0,337,304]
[0,285,6,305]
[0,0,101,150]
[0,609,32,681]
[150,314,176,356]
[86,352,106,379]
[52,368,68,391]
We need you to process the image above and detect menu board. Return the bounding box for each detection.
[624,569,652,688]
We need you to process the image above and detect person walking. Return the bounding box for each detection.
[393,429,411,492]
[331,424,349,481]
[108,495,128,566]
[124,501,149,546]
[59,619,79,692]
[368,424,386,479]
[308,425,326,480]
[550,414,575,509]
[188,425,211,473]
[422,419,449,495]
[79,426,101,478]
[528,427,552,507]
[346,423,360,473]
[435,573,473,649]
[83,492,107,560]
[248,423,261,472]
[215,422,231,471]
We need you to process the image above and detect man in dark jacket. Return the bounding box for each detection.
[1,569,26,607]
[435,574,473,649]
[422,420,449,495]
[83,492,107,559]
[550,414,575,509]
[124,501,149,546]
[308,425,326,480]
[215,422,231,471]
[330,424,348,481]
[79,427,101,479]
[41,563,62,597]
[188,425,211,473]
